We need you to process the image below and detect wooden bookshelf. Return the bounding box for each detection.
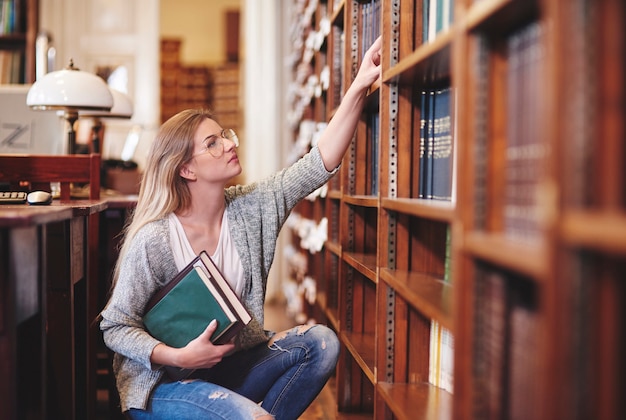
[0,0,38,83]
[286,0,626,419]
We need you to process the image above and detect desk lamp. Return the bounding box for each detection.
[26,59,114,154]
[79,88,134,153]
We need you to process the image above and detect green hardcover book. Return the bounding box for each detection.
[143,251,251,379]
[144,266,237,348]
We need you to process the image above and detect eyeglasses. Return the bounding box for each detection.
[195,128,239,158]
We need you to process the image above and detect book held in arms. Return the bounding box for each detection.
[143,250,252,380]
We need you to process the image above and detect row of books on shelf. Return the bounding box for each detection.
[285,212,328,254]
[283,243,318,324]
[331,26,344,108]
[504,20,547,244]
[419,86,453,201]
[429,320,454,393]
[423,0,454,43]
[285,0,326,130]
[0,49,23,83]
[430,225,453,392]
[0,0,21,35]
[287,119,328,164]
[285,56,329,130]
[360,0,381,57]
[473,264,539,419]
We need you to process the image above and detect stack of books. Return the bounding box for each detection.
[143,250,252,379]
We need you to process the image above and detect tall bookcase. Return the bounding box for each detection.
[286,0,626,419]
[0,0,38,83]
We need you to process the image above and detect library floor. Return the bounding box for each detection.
[96,298,338,419]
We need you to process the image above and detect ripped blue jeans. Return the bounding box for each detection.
[128,324,339,420]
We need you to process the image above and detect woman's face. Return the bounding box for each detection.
[181,118,242,185]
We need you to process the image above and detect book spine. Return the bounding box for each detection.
[472,267,508,418]
[443,224,451,282]
[418,91,428,198]
[473,35,490,229]
[504,22,547,244]
[432,87,453,201]
[472,265,540,419]
[507,295,539,419]
[428,0,437,42]
[436,0,444,34]
[370,112,380,195]
[422,0,430,44]
[425,89,435,199]
[441,326,454,393]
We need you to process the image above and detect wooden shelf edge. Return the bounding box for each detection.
[343,251,377,282]
[464,0,513,29]
[336,413,372,420]
[327,189,342,199]
[382,29,453,86]
[379,268,453,330]
[330,0,345,26]
[340,331,376,384]
[463,231,549,280]
[0,34,27,43]
[381,197,455,222]
[342,194,379,207]
[0,206,74,228]
[377,382,453,420]
[325,240,341,256]
[464,0,538,35]
[560,210,626,255]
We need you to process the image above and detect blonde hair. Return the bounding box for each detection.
[111,109,215,285]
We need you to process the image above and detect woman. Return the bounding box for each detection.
[100,36,382,419]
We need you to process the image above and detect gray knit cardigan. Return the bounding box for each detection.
[100,147,336,412]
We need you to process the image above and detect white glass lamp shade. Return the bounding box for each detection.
[80,88,133,119]
[26,60,113,112]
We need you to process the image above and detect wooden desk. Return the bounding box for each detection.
[0,206,74,420]
[47,200,107,420]
[0,200,108,420]
[97,194,137,418]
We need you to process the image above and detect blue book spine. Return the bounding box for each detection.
[425,89,436,199]
[432,87,452,201]
[419,91,429,198]
[436,0,444,34]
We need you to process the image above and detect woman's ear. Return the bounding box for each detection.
[179,163,197,181]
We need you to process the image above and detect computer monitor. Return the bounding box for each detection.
[0,84,65,154]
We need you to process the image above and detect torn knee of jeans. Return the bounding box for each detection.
[295,324,313,335]
[267,324,314,347]
[268,330,287,346]
[207,390,229,400]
